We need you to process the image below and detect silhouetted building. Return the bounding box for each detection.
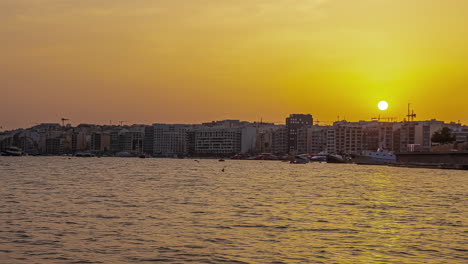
[143,126,155,154]
[310,126,330,154]
[91,132,110,152]
[45,138,64,155]
[286,114,313,154]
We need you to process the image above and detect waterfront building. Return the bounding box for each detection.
[333,121,363,154]
[286,114,313,154]
[453,126,468,143]
[90,132,111,152]
[0,135,13,152]
[109,129,121,153]
[71,132,87,153]
[361,121,396,151]
[240,126,257,154]
[194,127,241,156]
[310,125,330,154]
[255,128,274,154]
[143,126,155,154]
[398,120,445,152]
[152,124,190,156]
[118,127,145,153]
[271,127,288,155]
[45,137,64,155]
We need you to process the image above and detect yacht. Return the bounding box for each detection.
[2,146,23,156]
[353,149,396,165]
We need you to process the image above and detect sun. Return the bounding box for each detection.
[378,101,389,111]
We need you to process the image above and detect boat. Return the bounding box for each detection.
[309,154,327,162]
[3,146,23,156]
[115,152,134,157]
[327,154,349,163]
[290,154,310,164]
[290,159,308,164]
[353,149,396,165]
[75,152,95,157]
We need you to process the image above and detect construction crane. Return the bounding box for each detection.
[314,120,335,126]
[371,116,398,122]
[406,103,417,122]
[61,118,70,127]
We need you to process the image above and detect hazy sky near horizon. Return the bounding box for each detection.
[1,0,468,129]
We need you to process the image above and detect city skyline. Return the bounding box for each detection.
[2,0,468,129]
[2,114,467,157]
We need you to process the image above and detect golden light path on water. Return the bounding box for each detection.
[0,157,466,263]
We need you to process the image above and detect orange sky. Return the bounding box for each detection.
[1,0,468,130]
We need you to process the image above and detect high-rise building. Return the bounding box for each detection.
[286,114,313,154]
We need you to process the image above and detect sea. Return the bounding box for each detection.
[0,157,466,264]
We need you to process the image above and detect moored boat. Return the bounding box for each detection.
[353,150,396,165]
[3,146,23,156]
[327,154,348,163]
[309,154,327,162]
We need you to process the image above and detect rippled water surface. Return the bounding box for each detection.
[0,157,467,263]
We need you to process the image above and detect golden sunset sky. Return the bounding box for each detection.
[2,0,468,129]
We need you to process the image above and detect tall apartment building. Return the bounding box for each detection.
[143,126,155,154]
[310,126,330,154]
[90,132,111,152]
[326,129,336,154]
[71,132,87,153]
[272,127,288,154]
[109,129,121,153]
[332,121,363,154]
[286,114,313,154]
[120,130,144,153]
[361,122,396,151]
[45,137,64,155]
[255,127,276,154]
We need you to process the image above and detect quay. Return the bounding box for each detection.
[395,152,468,170]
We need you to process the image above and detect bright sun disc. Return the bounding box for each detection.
[378,101,389,111]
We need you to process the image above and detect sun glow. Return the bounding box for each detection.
[378,101,389,111]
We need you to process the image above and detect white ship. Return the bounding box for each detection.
[353,149,396,165]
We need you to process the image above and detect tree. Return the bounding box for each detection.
[431,127,456,144]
